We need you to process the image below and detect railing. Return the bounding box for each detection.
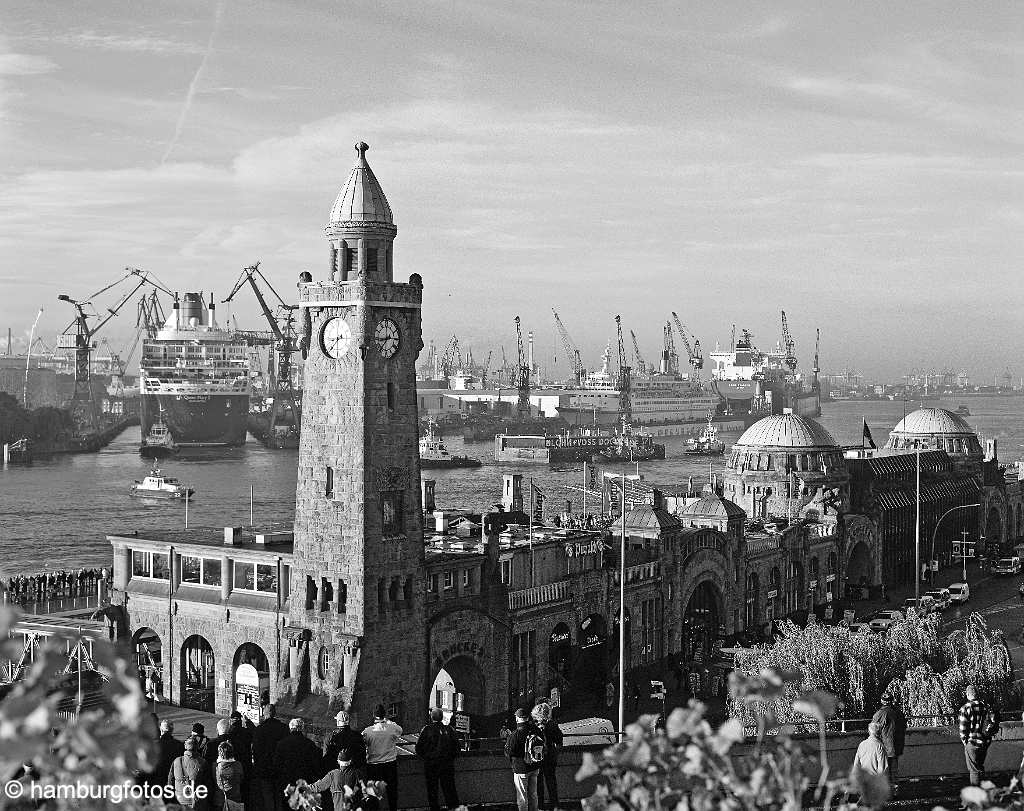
[508,579,570,610]
[626,561,661,584]
[746,536,781,554]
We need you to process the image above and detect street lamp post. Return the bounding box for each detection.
[618,470,626,738]
[928,503,980,585]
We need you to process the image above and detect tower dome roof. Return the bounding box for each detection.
[890,407,975,437]
[328,142,393,225]
[734,413,839,450]
[679,493,746,519]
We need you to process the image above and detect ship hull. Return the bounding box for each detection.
[142,394,249,447]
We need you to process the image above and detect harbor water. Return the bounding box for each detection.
[1,397,1021,576]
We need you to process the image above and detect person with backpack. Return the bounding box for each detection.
[167,736,211,810]
[311,748,378,811]
[870,695,906,785]
[958,684,1000,786]
[505,708,544,811]
[531,703,562,811]
[415,708,460,811]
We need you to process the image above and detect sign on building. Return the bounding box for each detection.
[650,680,666,700]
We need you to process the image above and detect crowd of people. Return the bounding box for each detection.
[2,568,107,605]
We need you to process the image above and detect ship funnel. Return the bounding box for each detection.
[208,293,217,328]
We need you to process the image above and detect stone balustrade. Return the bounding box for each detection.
[507,579,570,610]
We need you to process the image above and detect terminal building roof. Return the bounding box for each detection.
[734,412,840,450]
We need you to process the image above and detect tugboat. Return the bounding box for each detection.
[685,415,727,456]
[419,422,482,469]
[956,404,971,417]
[130,467,194,500]
[140,411,179,459]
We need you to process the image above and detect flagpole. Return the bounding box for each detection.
[861,417,865,450]
[915,448,921,603]
[529,477,535,589]
[618,468,626,737]
[583,461,588,521]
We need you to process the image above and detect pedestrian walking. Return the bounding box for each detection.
[853,722,889,779]
[191,723,211,763]
[252,704,288,811]
[215,741,245,811]
[311,749,378,811]
[415,708,460,811]
[274,718,321,801]
[168,736,211,810]
[870,696,906,784]
[959,685,1000,786]
[505,708,544,811]
[324,710,367,774]
[154,719,185,788]
[363,705,403,811]
[532,703,563,811]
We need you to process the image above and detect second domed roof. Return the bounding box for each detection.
[735,413,839,450]
[890,407,976,437]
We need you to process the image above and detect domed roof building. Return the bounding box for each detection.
[886,407,983,460]
[724,411,848,522]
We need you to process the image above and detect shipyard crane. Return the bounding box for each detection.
[514,316,531,415]
[223,262,302,439]
[670,312,703,383]
[57,267,170,432]
[780,310,797,372]
[439,335,460,378]
[480,350,492,388]
[614,315,632,424]
[630,330,648,378]
[663,322,678,377]
[812,328,821,392]
[552,309,585,385]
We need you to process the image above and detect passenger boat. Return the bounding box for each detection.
[420,423,482,469]
[593,422,659,463]
[684,415,726,456]
[130,467,194,500]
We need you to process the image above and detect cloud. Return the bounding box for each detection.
[44,31,205,55]
[0,53,58,75]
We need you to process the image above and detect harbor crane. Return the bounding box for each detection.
[514,316,531,415]
[630,330,648,378]
[223,262,302,439]
[480,349,492,388]
[552,308,585,385]
[614,315,632,424]
[663,322,678,377]
[780,310,797,372]
[439,335,460,378]
[813,328,821,392]
[57,267,170,432]
[670,312,703,383]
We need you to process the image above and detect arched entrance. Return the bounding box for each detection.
[846,541,872,588]
[548,623,572,681]
[232,642,270,723]
[681,580,722,663]
[180,635,215,713]
[987,507,1003,551]
[744,573,760,630]
[429,655,485,718]
[132,627,162,695]
[576,614,608,696]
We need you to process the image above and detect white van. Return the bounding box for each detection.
[992,557,1022,575]
[948,582,970,604]
[559,717,616,747]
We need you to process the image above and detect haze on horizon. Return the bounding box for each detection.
[0,1,1021,384]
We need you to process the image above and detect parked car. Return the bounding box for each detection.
[924,589,952,610]
[948,582,970,603]
[847,622,872,634]
[869,610,903,631]
[992,556,1022,575]
[902,596,936,615]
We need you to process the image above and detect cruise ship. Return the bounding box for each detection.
[139,293,251,447]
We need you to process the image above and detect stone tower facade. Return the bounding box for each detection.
[284,142,427,726]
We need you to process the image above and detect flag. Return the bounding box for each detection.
[589,464,597,489]
[531,483,545,524]
[862,419,876,450]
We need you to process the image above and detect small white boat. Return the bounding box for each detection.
[130,467,194,500]
[420,422,481,469]
[685,415,726,456]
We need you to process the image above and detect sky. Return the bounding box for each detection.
[1,1,1022,384]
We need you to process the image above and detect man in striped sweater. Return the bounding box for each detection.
[958,685,999,786]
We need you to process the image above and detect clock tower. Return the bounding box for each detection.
[285,142,426,725]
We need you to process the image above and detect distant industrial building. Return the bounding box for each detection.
[0,356,58,407]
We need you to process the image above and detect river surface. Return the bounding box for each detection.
[1,395,1022,576]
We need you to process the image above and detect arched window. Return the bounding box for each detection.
[318,646,330,680]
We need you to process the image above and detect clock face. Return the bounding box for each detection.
[320,317,352,359]
[374,318,400,359]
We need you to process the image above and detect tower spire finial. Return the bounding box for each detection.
[355,141,369,162]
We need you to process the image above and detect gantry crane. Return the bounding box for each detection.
[780,310,797,372]
[614,315,631,424]
[670,312,703,383]
[552,308,585,385]
[514,316,531,415]
[223,262,302,439]
[57,267,170,432]
[663,322,678,377]
[630,330,648,378]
